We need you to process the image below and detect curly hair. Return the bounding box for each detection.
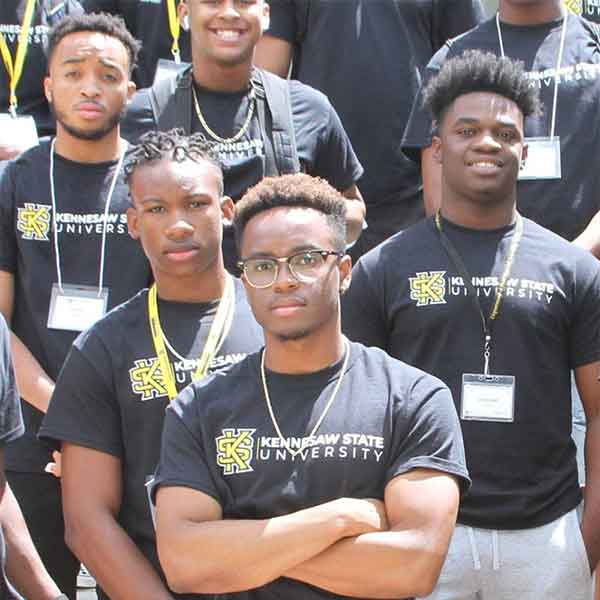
[124,129,224,195]
[234,173,347,252]
[46,12,141,74]
[423,50,542,127]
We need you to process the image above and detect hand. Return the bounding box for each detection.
[44,451,62,478]
[328,497,388,537]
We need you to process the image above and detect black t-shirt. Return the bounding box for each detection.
[0,1,83,137]
[122,74,363,270]
[39,280,263,582]
[265,0,484,241]
[402,14,600,241]
[0,139,151,473]
[81,0,191,88]
[153,342,470,600]
[342,216,600,529]
[0,314,24,600]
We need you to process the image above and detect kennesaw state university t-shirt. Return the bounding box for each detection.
[153,342,470,600]
[565,0,600,23]
[266,0,484,244]
[342,216,600,530]
[0,139,151,473]
[40,280,263,584]
[403,14,600,242]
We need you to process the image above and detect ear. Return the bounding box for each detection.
[261,2,270,31]
[178,1,190,30]
[44,76,53,103]
[126,206,140,240]
[126,81,136,104]
[431,134,443,165]
[521,143,528,167]
[338,254,352,295]
[220,196,234,226]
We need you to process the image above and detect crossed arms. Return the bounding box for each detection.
[155,468,460,598]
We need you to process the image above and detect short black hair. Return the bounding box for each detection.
[423,50,541,127]
[124,129,224,195]
[234,174,347,253]
[46,13,140,74]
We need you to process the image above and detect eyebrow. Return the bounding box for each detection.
[61,57,120,69]
[453,116,518,129]
[245,244,322,259]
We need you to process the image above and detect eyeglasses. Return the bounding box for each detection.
[237,249,342,288]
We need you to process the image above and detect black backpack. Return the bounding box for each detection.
[149,65,300,176]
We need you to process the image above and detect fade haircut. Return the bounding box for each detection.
[46,13,141,75]
[234,174,347,253]
[124,129,224,196]
[423,50,541,129]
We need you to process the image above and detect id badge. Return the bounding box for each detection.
[461,373,516,422]
[0,114,39,154]
[152,59,190,86]
[47,283,108,332]
[519,137,561,180]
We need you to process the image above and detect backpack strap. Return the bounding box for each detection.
[150,64,193,134]
[253,68,300,176]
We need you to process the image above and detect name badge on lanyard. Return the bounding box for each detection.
[0,114,38,153]
[496,12,567,182]
[47,283,108,332]
[519,137,562,180]
[461,373,516,422]
[46,138,127,332]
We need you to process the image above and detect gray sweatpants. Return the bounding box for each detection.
[421,507,593,600]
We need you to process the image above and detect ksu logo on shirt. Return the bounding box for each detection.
[17,203,51,241]
[409,271,447,307]
[214,430,386,476]
[129,353,249,401]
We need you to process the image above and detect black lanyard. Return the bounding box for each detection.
[434,212,524,374]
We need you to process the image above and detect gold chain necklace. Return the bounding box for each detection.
[260,339,350,458]
[192,84,256,144]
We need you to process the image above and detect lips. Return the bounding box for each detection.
[269,297,307,315]
[163,245,200,262]
[75,102,105,119]
[467,159,504,169]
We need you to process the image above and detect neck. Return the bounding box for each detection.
[192,54,252,92]
[54,125,123,163]
[264,324,346,375]
[155,261,228,303]
[499,0,564,25]
[440,194,518,230]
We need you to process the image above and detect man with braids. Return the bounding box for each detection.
[151,172,469,600]
[343,51,600,599]
[0,13,151,598]
[40,128,263,600]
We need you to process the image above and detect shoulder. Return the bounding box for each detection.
[444,17,497,57]
[287,78,333,116]
[171,352,260,418]
[73,289,149,355]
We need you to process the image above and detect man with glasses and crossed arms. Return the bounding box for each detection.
[151,173,470,600]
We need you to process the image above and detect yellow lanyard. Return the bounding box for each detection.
[166,0,182,63]
[148,275,235,401]
[0,0,37,115]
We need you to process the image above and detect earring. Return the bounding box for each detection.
[182,15,190,31]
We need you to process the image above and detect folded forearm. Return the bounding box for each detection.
[582,416,600,570]
[10,332,54,413]
[286,530,443,599]
[2,485,61,600]
[159,502,355,594]
[67,512,173,600]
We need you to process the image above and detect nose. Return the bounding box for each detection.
[474,131,501,152]
[219,0,241,18]
[165,215,194,241]
[80,73,101,98]
[272,260,299,292]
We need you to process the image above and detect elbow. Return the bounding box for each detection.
[404,546,447,598]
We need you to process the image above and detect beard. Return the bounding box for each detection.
[50,101,125,141]
[274,327,312,342]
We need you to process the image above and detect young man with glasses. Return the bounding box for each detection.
[151,173,470,600]
[39,129,263,599]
